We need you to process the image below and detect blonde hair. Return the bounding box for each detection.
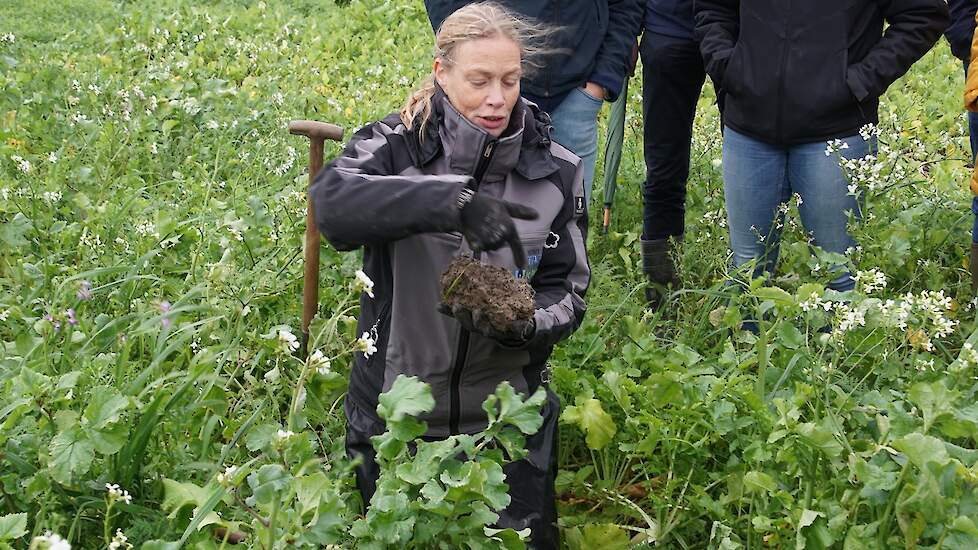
[400,2,550,136]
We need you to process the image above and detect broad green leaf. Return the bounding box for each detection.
[395,439,457,485]
[161,478,210,518]
[140,541,181,550]
[296,472,332,516]
[484,526,529,550]
[482,383,545,435]
[48,427,94,484]
[376,375,435,423]
[645,373,682,408]
[89,423,128,455]
[0,213,31,248]
[892,433,950,468]
[244,423,279,452]
[753,286,795,306]
[566,524,631,550]
[743,471,777,494]
[247,464,291,505]
[0,513,27,541]
[777,322,805,350]
[83,386,129,429]
[796,422,843,457]
[908,381,954,431]
[561,398,616,450]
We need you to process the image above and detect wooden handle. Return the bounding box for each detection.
[289,120,344,142]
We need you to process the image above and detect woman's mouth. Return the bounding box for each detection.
[477,115,506,131]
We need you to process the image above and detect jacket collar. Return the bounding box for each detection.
[406,86,559,181]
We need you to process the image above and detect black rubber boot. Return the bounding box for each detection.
[971,243,978,293]
[641,235,682,312]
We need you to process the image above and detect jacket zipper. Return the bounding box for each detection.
[775,0,791,143]
[449,138,496,435]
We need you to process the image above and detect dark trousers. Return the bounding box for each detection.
[345,388,561,549]
[640,32,706,241]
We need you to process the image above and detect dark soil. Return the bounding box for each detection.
[440,256,535,332]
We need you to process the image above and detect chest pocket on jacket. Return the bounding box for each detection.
[516,229,549,282]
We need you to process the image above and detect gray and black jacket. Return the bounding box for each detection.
[311,90,590,437]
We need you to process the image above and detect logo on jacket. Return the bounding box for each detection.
[575,196,585,216]
[545,231,560,249]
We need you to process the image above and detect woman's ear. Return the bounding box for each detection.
[433,58,446,88]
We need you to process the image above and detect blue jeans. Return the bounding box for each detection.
[549,87,602,203]
[723,127,873,292]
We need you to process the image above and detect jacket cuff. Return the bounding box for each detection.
[588,72,623,102]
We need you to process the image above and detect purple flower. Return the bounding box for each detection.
[66,308,78,326]
[159,301,171,329]
[44,313,61,331]
[77,280,92,301]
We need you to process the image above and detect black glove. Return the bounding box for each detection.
[438,302,536,346]
[457,188,538,269]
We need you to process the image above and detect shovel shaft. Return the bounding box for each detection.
[302,138,325,338]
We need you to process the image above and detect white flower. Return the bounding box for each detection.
[356,331,378,358]
[853,268,887,294]
[31,532,71,550]
[278,328,299,353]
[272,91,285,106]
[0,310,9,321]
[48,152,58,163]
[105,483,132,504]
[206,119,219,130]
[107,529,132,550]
[43,191,62,203]
[354,269,374,298]
[824,139,849,156]
[308,349,331,374]
[1,33,14,44]
[217,465,238,486]
[11,155,31,173]
[276,429,295,440]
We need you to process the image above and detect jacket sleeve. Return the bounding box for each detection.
[588,0,645,102]
[310,120,469,251]
[965,7,978,111]
[846,0,949,102]
[526,164,590,349]
[693,0,740,90]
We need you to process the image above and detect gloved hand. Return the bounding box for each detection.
[457,188,538,269]
[438,302,536,346]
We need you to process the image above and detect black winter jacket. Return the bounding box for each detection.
[946,0,978,61]
[424,0,644,102]
[694,0,948,145]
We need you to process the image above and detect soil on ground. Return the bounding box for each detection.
[440,256,535,332]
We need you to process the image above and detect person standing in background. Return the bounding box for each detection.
[638,0,713,311]
[948,0,978,289]
[948,0,978,163]
[424,0,644,204]
[695,0,948,295]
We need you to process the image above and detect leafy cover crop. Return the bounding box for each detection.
[1,0,977,548]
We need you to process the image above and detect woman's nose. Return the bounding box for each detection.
[485,82,505,107]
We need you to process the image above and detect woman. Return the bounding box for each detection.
[310,3,589,547]
[695,0,947,293]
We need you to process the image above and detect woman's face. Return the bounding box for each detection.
[434,36,521,138]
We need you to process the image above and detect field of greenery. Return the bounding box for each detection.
[3,0,978,548]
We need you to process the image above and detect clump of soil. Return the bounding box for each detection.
[440,256,535,332]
